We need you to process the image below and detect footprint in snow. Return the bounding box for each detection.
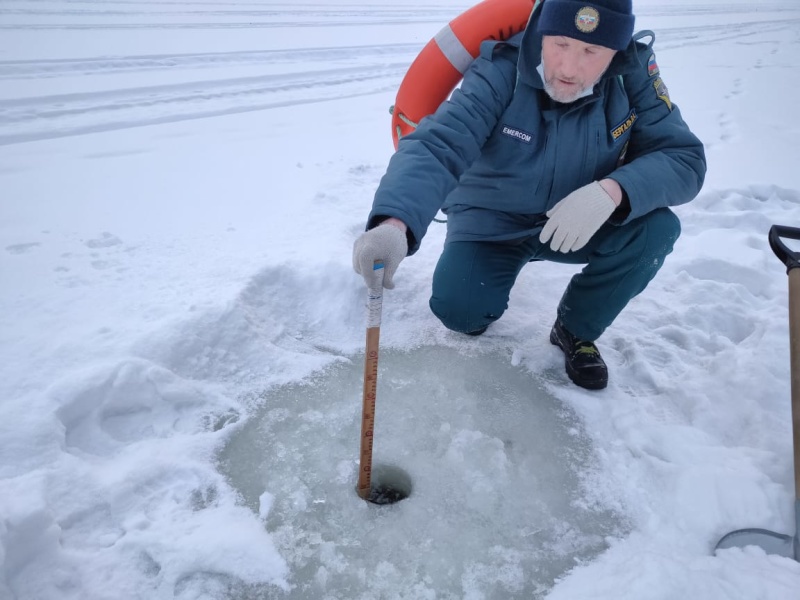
[5,242,41,254]
[84,232,122,249]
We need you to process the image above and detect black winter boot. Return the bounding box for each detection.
[549,320,608,390]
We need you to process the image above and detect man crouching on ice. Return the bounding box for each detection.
[353,0,706,390]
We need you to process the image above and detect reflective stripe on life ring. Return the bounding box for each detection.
[434,25,475,76]
[390,0,541,149]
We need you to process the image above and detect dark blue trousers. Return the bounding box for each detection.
[429,208,681,341]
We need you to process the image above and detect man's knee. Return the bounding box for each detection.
[429,286,505,334]
[638,209,682,273]
[430,241,522,334]
[631,208,681,278]
[603,208,681,260]
[645,207,681,249]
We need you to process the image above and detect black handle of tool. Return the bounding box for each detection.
[769,225,800,272]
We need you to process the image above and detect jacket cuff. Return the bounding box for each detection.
[609,189,631,224]
[367,215,416,255]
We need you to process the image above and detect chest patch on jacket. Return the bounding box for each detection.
[610,109,637,141]
[501,125,533,144]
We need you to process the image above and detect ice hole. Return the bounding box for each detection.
[218,346,626,598]
[361,463,413,505]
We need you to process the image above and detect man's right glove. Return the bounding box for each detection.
[352,223,408,290]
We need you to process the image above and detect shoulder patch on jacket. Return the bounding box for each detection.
[647,54,659,77]
[653,77,672,111]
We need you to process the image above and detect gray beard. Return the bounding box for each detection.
[537,61,599,104]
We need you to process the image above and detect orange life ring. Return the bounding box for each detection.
[390,0,540,149]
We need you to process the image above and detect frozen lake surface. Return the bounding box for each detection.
[220,347,624,598]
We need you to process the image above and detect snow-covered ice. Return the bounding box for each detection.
[2,1,800,599]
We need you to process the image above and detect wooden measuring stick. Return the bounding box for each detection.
[357,262,384,500]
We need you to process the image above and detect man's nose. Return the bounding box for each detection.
[559,53,580,78]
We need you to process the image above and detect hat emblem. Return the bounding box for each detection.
[575,7,600,33]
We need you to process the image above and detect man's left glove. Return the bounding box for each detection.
[352,223,408,290]
[539,181,617,253]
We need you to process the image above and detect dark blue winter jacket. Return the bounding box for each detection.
[368,13,707,254]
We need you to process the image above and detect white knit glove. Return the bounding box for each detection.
[352,223,408,289]
[539,182,617,253]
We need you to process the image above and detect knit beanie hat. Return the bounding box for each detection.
[537,0,635,51]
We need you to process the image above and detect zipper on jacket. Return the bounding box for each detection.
[541,127,556,208]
